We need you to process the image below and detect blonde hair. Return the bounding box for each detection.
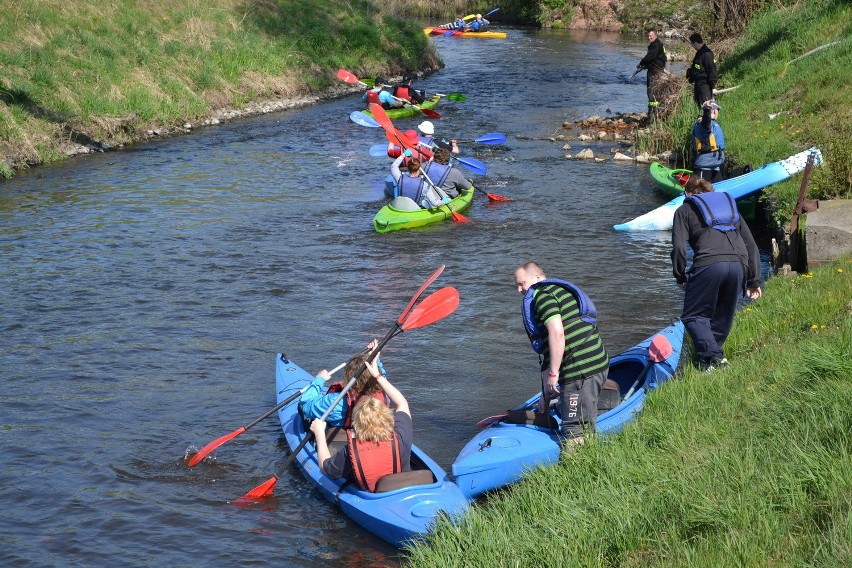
[516,261,546,279]
[351,397,394,443]
[343,354,380,397]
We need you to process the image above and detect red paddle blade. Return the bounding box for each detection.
[337,69,358,84]
[187,426,247,467]
[398,265,445,324]
[648,334,673,363]
[420,108,441,119]
[242,475,279,499]
[369,103,393,131]
[486,192,509,203]
[401,286,459,331]
[451,210,470,223]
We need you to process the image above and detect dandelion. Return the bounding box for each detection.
[745,307,753,312]
[810,324,819,330]
[838,268,844,273]
[803,273,813,279]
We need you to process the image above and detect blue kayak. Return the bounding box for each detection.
[450,321,685,499]
[614,147,822,231]
[275,355,469,547]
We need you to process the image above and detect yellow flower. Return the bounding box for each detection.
[803,273,813,279]
[744,307,753,312]
[810,324,818,329]
[838,268,844,273]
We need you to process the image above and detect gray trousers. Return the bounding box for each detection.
[557,370,607,437]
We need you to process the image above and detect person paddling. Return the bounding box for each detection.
[310,353,413,493]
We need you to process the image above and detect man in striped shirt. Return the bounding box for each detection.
[515,262,610,442]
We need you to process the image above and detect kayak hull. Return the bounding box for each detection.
[615,147,822,231]
[423,27,507,39]
[649,162,691,198]
[275,355,469,547]
[363,95,441,120]
[451,321,685,499]
[373,188,475,233]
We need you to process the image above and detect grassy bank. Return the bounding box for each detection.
[407,254,851,566]
[636,0,851,225]
[0,0,439,178]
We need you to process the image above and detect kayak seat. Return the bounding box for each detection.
[374,469,436,493]
[389,196,422,211]
[598,378,621,415]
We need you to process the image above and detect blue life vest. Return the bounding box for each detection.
[685,192,740,232]
[693,119,725,154]
[521,279,597,354]
[423,161,451,187]
[398,174,425,205]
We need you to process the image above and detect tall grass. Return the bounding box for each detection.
[406,257,852,566]
[0,0,437,177]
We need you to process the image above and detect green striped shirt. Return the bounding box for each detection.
[532,283,609,382]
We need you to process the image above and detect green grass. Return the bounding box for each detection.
[0,0,437,176]
[636,0,852,225]
[406,257,852,566]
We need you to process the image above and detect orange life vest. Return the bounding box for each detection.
[348,432,402,492]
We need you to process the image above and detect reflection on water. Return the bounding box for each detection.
[0,27,756,565]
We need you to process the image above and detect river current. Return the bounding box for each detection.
[2,27,717,566]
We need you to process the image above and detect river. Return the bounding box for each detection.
[2,27,718,566]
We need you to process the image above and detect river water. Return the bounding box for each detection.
[2,27,705,566]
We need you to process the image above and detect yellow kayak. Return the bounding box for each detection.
[423,27,507,39]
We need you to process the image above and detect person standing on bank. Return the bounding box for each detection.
[636,29,667,118]
[514,262,610,443]
[692,99,726,182]
[687,33,718,109]
[671,177,762,372]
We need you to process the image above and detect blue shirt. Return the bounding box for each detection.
[298,359,387,426]
[362,88,396,106]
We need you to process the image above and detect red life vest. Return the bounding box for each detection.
[394,85,412,101]
[348,432,402,492]
[365,90,381,105]
[327,382,387,429]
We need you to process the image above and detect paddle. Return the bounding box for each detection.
[370,103,434,161]
[473,185,509,203]
[186,359,349,467]
[241,284,460,499]
[475,333,674,429]
[456,132,506,145]
[337,69,441,119]
[369,143,389,158]
[419,168,470,223]
[622,334,673,401]
[451,155,487,176]
[349,111,380,128]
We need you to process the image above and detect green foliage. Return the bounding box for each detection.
[0,0,436,174]
[406,256,852,566]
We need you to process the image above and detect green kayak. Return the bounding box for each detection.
[363,95,441,120]
[649,162,691,198]
[373,188,474,233]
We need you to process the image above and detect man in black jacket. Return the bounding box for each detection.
[671,178,762,372]
[687,33,718,109]
[637,29,667,118]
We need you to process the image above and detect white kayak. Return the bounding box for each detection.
[613,147,823,232]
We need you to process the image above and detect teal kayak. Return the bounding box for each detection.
[363,95,441,120]
[373,189,474,233]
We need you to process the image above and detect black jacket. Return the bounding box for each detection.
[687,45,718,89]
[671,197,760,288]
[639,38,667,73]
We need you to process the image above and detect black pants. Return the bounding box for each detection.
[694,84,713,109]
[682,261,744,365]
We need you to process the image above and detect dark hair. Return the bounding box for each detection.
[433,147,450,165]
[375,76,387,85]
[402,74,413,82]
[689,33,703,44]
[407,158,421,174]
